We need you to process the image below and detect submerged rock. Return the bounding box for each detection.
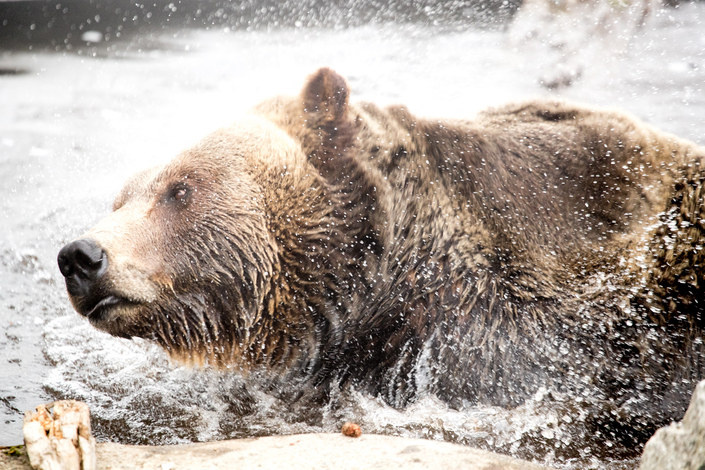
[640,380,705,470]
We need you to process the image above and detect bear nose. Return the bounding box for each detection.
[57,238,108,286]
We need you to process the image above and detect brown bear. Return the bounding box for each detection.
[58,68,705,456]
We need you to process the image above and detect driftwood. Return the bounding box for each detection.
[22,401,96,470]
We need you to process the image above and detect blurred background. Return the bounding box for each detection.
[1,1,704,469]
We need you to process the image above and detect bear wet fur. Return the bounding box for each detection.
[59,68,705,456]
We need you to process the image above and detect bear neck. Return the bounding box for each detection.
[247,156,381,378]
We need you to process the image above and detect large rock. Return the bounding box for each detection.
[2,433,552,470]
[640,380,705,470]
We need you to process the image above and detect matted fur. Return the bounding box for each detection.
[61,68,705,455]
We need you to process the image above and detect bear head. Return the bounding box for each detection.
[57,68,369,371]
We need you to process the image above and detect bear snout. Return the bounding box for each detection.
[58,238,109,315]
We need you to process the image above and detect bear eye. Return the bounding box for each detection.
[174,188,187,200]
[166,183,191,205]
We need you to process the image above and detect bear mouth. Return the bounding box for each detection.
[84,295,134,322]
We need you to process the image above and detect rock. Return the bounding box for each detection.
[8,430,555,470]
[94,434,553,469]
[640,380,705,470]
[17,400,552,469]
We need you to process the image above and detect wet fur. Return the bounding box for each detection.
[67,68,705,456]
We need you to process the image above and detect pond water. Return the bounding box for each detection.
[1,3,704,469]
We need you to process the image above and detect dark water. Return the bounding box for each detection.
[1,3,704,469]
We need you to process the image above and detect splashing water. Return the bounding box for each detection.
[41,312,636,469]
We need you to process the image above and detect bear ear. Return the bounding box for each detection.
[301,67,349,125]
